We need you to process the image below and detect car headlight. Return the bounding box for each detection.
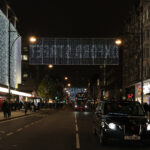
[147,124,150,131]
[108,123,117,130]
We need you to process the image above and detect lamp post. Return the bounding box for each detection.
[141,6,144,105]
[8,30,37,103]
[115,38,123,99]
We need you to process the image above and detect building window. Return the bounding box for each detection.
[148,6,150,20]
[22,55,28,61]
[146,48,149,58]
[146,9,149,20]
[23,47,28,51]
[146,29,150,40]
[23,73,28,78]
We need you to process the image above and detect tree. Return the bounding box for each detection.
[37,76,57,99]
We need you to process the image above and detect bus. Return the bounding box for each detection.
[74,92,88,111]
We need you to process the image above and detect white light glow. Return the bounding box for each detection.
[48,64,53,68]
[0,87,8,93]
[29,36,37,43]
[11,90,31,97]
[108,123,116,130]
[115,39,122,46]
[0,86,31,97]
[147,124,150,131]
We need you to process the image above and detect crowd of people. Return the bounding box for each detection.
[1,100,40,119]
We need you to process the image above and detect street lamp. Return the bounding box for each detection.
[48,64,53,69]
[102,38,123,100]
[67,83,71,87]
[115,39,122,46]
[29,36,37,43]
[8,33,37,102]
[64,77,68,81]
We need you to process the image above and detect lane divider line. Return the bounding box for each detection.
[0,131,5,134]
[76,133,80,149]
[75,124,79,132]
[6,132,14,136]
[24,125,30,128]
[75,113,80,149]
[16,128,23,132]
[75,119,77,124]
[75,113,77,120]
[30,122,34,125]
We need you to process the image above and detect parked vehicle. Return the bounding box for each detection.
[93,100,150,145]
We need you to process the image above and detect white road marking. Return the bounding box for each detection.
[30,122,34,125]
[16,128,23,132]
[75,113,80,149]
[75,113,77,120]
[75,124,79,132]
[0,131,5,134]
[76,133,80,149]
[24,125,30,128]
[6,132,14,136]
[75,119,77,124]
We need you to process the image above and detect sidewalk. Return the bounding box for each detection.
[0,109,35,122]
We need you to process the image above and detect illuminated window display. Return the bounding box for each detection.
[0,10,21,88]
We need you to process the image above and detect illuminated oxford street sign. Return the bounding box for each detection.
[29,38,119,65]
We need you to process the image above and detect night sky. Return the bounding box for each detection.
[7,0,138,87]
[8,0,138,38]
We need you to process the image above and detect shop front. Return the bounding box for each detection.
[125,86,135,101]
[135,79,150,104]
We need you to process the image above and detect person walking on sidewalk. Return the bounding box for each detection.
[24,101,28,115]
[2,100,9,119]
[7,102,11,118]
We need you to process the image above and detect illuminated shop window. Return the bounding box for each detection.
[22,55,28,61]
[23,73,28,78]
[23,47,28,51]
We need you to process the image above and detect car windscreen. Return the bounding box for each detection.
[104,102,145,116]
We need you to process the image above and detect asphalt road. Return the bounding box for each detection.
[0,105,149,150]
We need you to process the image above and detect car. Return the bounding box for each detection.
[92,100,150,145]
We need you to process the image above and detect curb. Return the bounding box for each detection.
[0,108,54,123]
[0,112,35,122]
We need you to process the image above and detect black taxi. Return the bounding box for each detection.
[93,100,150,145]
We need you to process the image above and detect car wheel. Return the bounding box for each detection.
[99,129,107,145]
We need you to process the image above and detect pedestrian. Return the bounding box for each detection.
[28,102,32,112]
[2,100,8,119]
[24,102,28,115]
[7,102,11,118]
